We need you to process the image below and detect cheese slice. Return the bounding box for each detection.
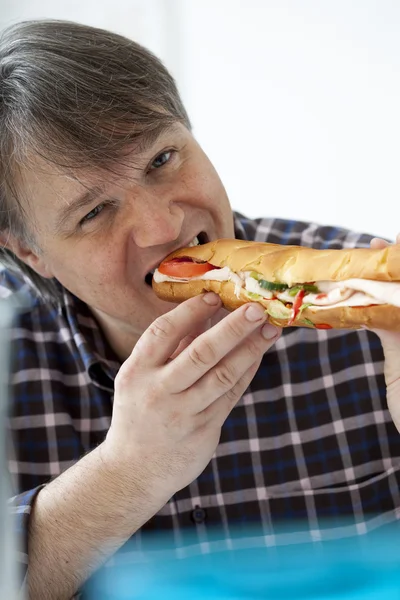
[153,267,400,309]
[314,279,400,308]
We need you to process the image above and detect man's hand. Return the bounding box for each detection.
[104,292,281,498]
[369,234,400,432]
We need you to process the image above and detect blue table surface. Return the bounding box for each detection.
[86,522,400,599]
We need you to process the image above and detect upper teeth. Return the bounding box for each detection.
[187,236,200,247]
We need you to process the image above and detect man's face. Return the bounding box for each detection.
[17,124,234,354]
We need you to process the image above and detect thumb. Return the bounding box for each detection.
[371,329,400,433]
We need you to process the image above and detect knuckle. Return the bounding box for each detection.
[224,363,259,404]
[224,386,239,406]
[214,361,237,389]
[114,364,131,392]
[225,317,247,340]
[148,314,175,341]
[245,336,264,356]
[188,338,218,368]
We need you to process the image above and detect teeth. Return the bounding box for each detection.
[187,236,200,247]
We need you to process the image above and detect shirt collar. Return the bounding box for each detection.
[60,287,120,389]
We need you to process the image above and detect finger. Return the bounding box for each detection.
[370,329,400,387]
[386,377,400,435]
[165,302,268,392]
[131,293,221,368]
[209,306,230,327]
[177,308,229,363]
[370,328,400,433]
[168,319,211,361]
[167,334,197,362]
[182,322,280,411]
[370,237,390,249]
[200,358,263,428]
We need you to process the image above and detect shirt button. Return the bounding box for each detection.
[191,505,207,524]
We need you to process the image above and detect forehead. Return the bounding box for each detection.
[16,159,105,233]
[20,157,111,209]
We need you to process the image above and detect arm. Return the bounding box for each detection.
[27,443,170,600]
[25,292,280,599]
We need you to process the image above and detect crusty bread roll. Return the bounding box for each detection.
[155,279,400,330]
[157,239,400,284]
[152,239,400,330]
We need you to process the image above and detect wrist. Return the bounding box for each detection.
[98,438,174,509]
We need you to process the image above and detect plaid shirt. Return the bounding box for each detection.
[4,213,400,594]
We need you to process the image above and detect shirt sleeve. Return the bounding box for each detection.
[10,485,85,599]
[9,485,45,584]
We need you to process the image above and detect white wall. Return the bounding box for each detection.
[179,1,400,240]
[1,1,399,240]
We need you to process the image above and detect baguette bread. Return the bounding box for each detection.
[152,239,400,331]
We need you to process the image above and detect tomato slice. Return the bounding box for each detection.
[158,258,217,278]
[288,289,306,326]
[315,323,333,330]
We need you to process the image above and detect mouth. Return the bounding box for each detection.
[145,231,209,287]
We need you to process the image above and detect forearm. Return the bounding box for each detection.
[27,443,171,600]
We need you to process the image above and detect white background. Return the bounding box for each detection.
[1,0,399,240]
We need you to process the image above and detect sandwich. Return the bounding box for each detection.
[152,237,400,331]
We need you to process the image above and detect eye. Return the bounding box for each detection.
[80,203,105,225]
[149,150,173,171]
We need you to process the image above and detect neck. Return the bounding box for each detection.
[89,308,139,362]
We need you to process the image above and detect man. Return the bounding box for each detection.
[1,19,400,600]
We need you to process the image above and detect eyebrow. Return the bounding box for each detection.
[54,185,105,232]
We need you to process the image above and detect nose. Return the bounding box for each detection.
[129,191,185,248]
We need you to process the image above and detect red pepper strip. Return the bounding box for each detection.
[315,323,333,329]
[288,289,306,326]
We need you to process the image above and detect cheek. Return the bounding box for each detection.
[199,171,232,227]
[188,164,229,210]
[49,243,124,289]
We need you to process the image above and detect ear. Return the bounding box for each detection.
[0,232,54,279]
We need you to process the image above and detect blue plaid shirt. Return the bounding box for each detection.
[3,213,400,596]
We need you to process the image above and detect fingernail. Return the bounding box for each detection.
[245,304,266,321]
[203,292,221,305]
[262,323,279,339]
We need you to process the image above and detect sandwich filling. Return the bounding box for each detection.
[154,260,400,326]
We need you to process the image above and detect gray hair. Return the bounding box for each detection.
[0,19,190,303]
